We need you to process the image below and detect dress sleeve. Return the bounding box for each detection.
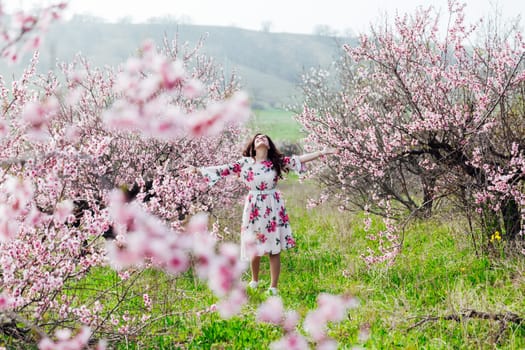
[199,158,246,187]
[282,155,305,173]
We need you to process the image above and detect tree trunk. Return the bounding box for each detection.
[482,207,502,240]
[420,176,435,218]
[501,198,522,241]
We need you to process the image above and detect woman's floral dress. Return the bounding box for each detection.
[200,156,303,261]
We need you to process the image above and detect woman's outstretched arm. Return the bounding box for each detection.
[298,148,336,164]
[189,158,245,187]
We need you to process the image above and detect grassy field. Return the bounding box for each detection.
[247,109,305,143]
[53,179,522,349]
[3,111,524,349]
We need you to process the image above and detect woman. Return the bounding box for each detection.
[199,133,333,295]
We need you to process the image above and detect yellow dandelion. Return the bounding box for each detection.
[490,231,502,243]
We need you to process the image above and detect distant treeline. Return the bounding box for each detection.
[0,16,357,109]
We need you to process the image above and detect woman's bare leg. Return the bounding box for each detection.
[269,253,281,288]
[251,255,261,282]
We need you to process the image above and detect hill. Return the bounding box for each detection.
[1,18,357,108]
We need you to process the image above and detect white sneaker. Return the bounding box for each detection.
[248,280,259,289]
[267,287,278,296]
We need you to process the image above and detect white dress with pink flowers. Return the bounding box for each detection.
[200,156,303,261]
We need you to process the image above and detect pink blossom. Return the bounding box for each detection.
[3,175,34,216]
[0,120,9,138]
[21,97,59,140]
[192,233,218,279]
[216,288,247,318]
[165,249,190,275]
[159,59,185,90]
[182,78,205,98]
[38,326,93,350]
[358,322,371,343]
[304,293,359,343]
[0,217,19,241]
[118,325,129,334]
[256,296,284,325]
[242,232,267,259]
[317,293,355,323]
[208,257,235,297]
[317,339,338,350]
[64,124,81,141]
[143,293,152,310]
[105,241,141,270]
[283,310,300,332]
[54,200,74,224]
[0,292,13,310]
[269,332,309,350]
[186,212,209,234]
[303,309,327,342]
[196,303,218,317]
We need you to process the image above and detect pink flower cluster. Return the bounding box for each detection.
[102,41,250,138]
[0,16,247,344]
[106,191,248,317]
[0,291,13,310]
[0,176,34,240]
[0,2,66,63]
[256,294,360,349]
[21,96,59,141]
[38,326,106,350]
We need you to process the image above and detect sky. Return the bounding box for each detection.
[7,0,525,35]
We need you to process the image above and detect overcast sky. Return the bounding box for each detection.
[8,0,525,34]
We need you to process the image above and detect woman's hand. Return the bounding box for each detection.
[321,147,338,156]
[300,147,339,163]
[183,165,200,175]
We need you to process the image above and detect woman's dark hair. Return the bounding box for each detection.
[242,133,288,178]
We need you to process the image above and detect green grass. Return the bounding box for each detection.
[247,109,305,143]
[6,179,524,349]
[110,179,525,348]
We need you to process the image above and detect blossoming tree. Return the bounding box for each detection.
[0,2,362,348]
[297,0,525,263]
[0,22,252,348]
